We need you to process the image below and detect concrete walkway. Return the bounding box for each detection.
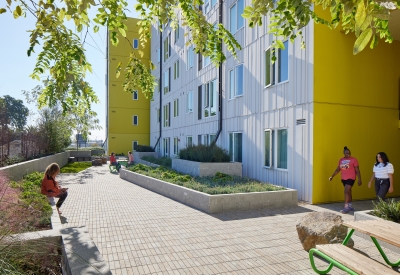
[57,165,400,275]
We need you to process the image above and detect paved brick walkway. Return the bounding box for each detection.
[58,165,400,275]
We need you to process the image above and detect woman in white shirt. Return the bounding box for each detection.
[368,152,394,200]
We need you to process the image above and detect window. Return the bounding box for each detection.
[173,137,179,155]
[229,132,242,162]
[230,0,244,33]
[204,55,210,67]
[203,79,218,117]
[203,134,209,146]
[132,115,138,125]
[211,0,217,8]
[209,134,216,145]
[174,60,180,79]
[163,103,170,127]
[132,141,138,151]
[264,129,287,169]
[265,48,275,87]
[277,129,288,169]
[133,39,139,49]
[204,0,210,14]
[265,41,289,86]
[229,64,244,99]
[164,68,170,94]
[173,98,179,117]
[278,41,289,83]
[187,91,193,113]
[163,35,170,61]
[156,108,160,123]
[187,136,193,147]
[187,45,194,69]
[157,49,160,63]
[264,130,274,167]
[132,90,138,100]
[174,23,179,42]
[163,138,170,157]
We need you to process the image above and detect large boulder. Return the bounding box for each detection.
[296,211,354,251]
[91,159,102,166]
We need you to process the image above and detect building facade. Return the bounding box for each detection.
[149,4,400,203]
[106,18,151,155]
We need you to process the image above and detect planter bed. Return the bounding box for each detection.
[119,168,297,213]
[354,210,400,254]
[172,158,242,177]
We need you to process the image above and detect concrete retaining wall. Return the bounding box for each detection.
[354,210,400,254]
[0,152,70,181]
[69,151,91,158]
[120,169,297,213]
[133,152,160,167]
[172,159,242,177]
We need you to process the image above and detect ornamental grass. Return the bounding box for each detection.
[128,164,285,195]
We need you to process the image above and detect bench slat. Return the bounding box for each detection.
[343,220,400,248]
[316,244,398,275]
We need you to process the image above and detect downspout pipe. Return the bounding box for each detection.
[212,0,223,146]
[154,28,163,151]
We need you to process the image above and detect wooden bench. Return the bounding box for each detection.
[309,220,400,274]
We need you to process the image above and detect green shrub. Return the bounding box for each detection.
[179,144,230,162]
[135,145,155,152]
[60,162,92,173]
[371,198,400,223]
[141,156,172,167]
[128,164,284,195]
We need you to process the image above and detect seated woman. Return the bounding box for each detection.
[127,151,134,167]
[109,152,121,172]
[41,163,68,215]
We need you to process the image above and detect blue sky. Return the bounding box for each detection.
[0,4,139,141]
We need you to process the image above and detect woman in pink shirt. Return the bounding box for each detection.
[329,146,362,213]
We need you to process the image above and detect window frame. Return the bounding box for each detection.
[132,141,138,151]
[277,40,289,84]
[186,136,193,147]
[133,39,139,49]
[229,0,244,34]
[174,60,180,80]
[229,64,244,99]
[263,128,288,170]
[163,34,170,62]
[203,79,218,118]
[187,45,194,70]
[132,90,138,100]
[173,98,179,117]
[156,108,160,124]
[187,91,193,113]
[163,103,170,127]
[276,128,288,170]
[173,137,179,155]
[132,115,138,126]
[263,129,275,168]
[265,41,289,88]
[229,132,243,163]
[163,69,170,94]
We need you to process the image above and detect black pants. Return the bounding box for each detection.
[56,191,68,208]
[375,178,390,200]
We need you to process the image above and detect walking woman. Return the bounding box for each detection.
[368,152,394,200]
[329,146,362,213]
[41,163,68,215]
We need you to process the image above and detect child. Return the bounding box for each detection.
[41,163,68,215]
[110,152,121,172]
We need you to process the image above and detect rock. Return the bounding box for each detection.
[296,211,354,251]
[91,159,102,166]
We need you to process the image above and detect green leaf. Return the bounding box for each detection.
[0,8,6,14]
[355,0,366,36]
[370,34,378,49]
[118,28,126,37]
[16,5,22,15]
[371,10,391,20]
[353,27,373,55]
[275,40,285,49]
[93,25,99,33]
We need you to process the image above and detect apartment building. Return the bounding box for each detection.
[106,18,151,155]
[149,5,400,204]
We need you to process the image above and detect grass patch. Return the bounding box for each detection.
[371,198,400,223]
[60,162,92,173]
[141,156,172,168]
[128,164,285,195]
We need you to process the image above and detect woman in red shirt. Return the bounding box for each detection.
[109,152,121,172]
[41,163,68,215]
[328,146,362,214]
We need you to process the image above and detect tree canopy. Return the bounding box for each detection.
[1,0,398,112]
[0,95,29,130]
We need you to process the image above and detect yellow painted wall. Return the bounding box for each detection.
[108,18,151,155]
[313,7,400,203]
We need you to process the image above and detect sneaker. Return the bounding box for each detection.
[340,208,350,214]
